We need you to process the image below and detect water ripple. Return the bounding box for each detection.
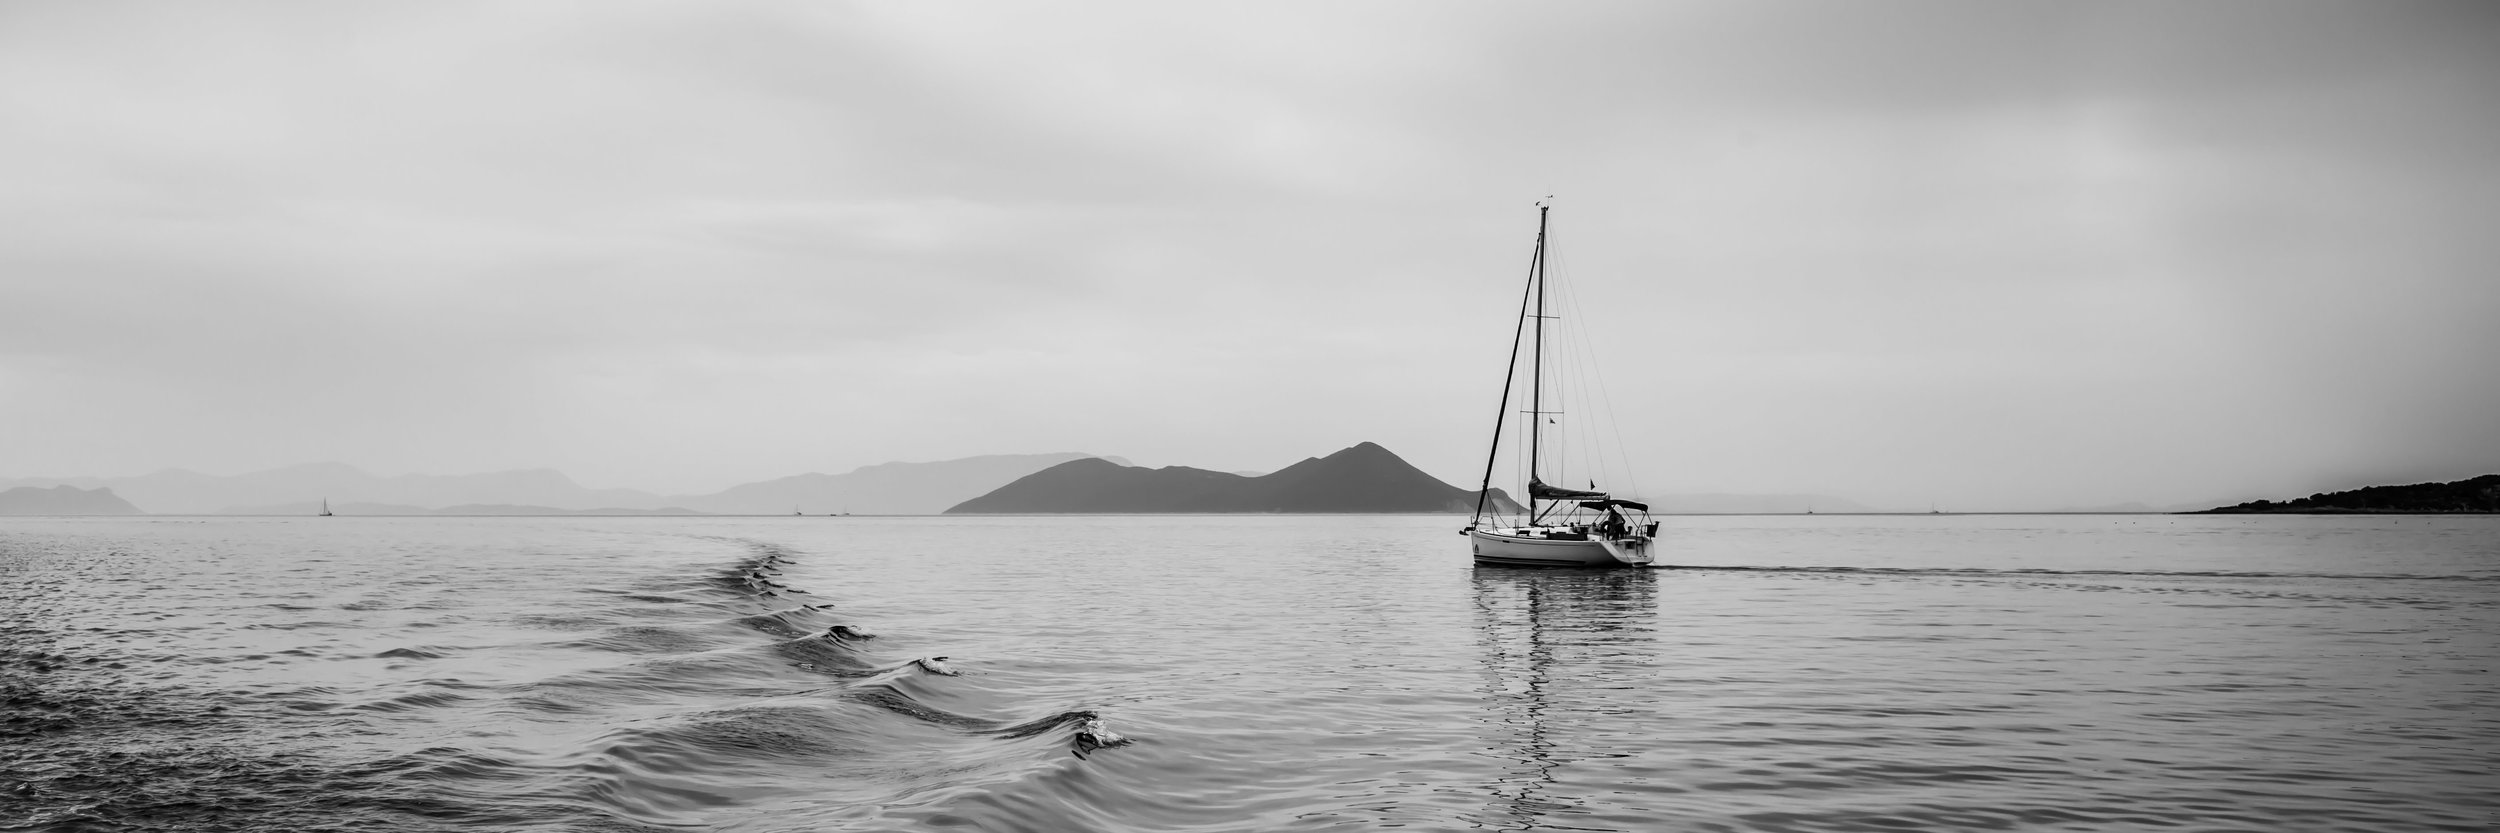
[4,514,2494,831]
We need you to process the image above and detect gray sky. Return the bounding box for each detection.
[3,0,2495,510]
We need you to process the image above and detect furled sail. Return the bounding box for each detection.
[1529,478,1607,501]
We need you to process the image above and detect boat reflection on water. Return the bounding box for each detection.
[1468,566,1661,831]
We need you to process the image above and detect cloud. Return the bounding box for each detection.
[1,1,2492,505]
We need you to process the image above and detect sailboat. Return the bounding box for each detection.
[1463,203,1658,567]
[319,498,333,517]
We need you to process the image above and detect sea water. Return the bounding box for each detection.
[3,514,2494,832]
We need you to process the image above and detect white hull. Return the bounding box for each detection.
[1469,528,1653,568]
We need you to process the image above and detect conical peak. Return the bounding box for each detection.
[1327,441,1394,460]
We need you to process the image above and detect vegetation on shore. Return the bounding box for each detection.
[2194,474,2500,514]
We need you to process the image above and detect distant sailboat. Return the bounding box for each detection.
[319,498,334,517]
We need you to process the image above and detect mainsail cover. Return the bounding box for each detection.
[1528,478,1607,501]
[1578,498,1650,512]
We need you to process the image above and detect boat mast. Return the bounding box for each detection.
[1471,204,1546,527]
[1527,204,1550,523]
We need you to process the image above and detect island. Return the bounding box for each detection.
[946,442,1522,514]
[0,485,144,515]
[2193,474,2500,514]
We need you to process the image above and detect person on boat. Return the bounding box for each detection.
[1597,505,1628,538]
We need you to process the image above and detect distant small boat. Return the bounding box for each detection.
[319,498,334,517]
[1463,203,1658,568]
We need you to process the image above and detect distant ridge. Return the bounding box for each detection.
[0,464,662,515]
[216,501,708,516]
[431,504,708,516]
[677,452,1118,515]
[2,452,1113,515]
[1641,494,1879,515]
[0,485,143,515]
[946,442,1520,514]
[2193,474,2500,514]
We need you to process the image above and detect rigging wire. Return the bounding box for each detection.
[1542,222,1647,504]
[1479,200,1652,527]
[1549,249,1595,502]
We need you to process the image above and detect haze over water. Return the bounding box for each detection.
[4,514,2495,831]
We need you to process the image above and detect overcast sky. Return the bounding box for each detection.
[3,0,2494,510]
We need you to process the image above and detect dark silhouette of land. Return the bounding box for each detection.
[0,485,142,515]
[946,442,1521,514]
[2194,474,2500,514]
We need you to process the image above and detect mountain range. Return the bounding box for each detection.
[29,449,2289,516]
[947,442,1521,514]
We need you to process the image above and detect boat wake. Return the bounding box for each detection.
[1662,564,2499,610]
[482,537,1143,827]
[445,537,1147,828]
[1676,565,2498,582]
[0,534,1137,832]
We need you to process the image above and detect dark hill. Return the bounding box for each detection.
[0,485,144,515]
[2194,474,2500,514]
[946,442,1522,514]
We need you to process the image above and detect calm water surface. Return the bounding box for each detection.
[3,514,2494,831]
